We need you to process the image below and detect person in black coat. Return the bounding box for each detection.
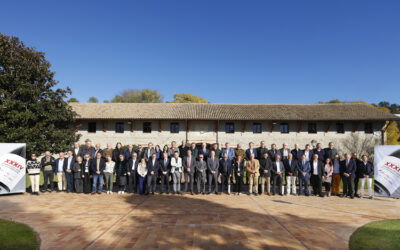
[112,142,124,162]
[159,153,170,194]
[271,154,285,195]
[219,153,233,194]
[283,153,298,195]
[127,152,139,193]
[72,156,84,193]
[309,154,324,197]
[340,153,356,198]
[358,155,374,199]
[82,154,92,194]
[115,154,128,194]
[352,152,362,197]
[259,152,272,195]
[146,153,159,195]
[233,155,245,195]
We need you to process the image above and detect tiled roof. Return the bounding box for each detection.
[69,103,399,121]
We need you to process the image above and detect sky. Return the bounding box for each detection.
[1,0,399,104]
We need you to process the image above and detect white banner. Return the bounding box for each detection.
[0,143,26,195]
[374,145,400,198]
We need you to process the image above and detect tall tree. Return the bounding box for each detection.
[88,96,98,103]
[0,33,80,155]
[68,97,79,102]
[111,89,163,103]
[167,93,209,103]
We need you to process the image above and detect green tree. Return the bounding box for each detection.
[88,96,98,103]
[68,97,79,102]
[0,33,80,155]
[167,93,209,103]
[111,89,163,103]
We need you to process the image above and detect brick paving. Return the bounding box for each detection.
[0,192,399,249]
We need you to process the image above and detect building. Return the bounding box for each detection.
[70,103,399,148]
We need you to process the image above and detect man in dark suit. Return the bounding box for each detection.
[284,153,298,195]
[219,153,233,194]
[179,140,189,158]
[159,152,170,194]
[313,143,325,163]
[303,144,313,162]
[268,144,281,162]
[146,153,159,195]
[82,139,96,159]
[207,150,219,194]
[352,152,362,197]
[72,142,83,160]
[94,144,103,159]
[189,143,199,160]
[90,152,106,194]
[245,142,257,160]
[291,144,303,161]
[310,154,324,197]
[124,144,136,161]
[144,142,156,162]
[271,154,285,195]
[183,149,196,194]
[259,152,272,195]
[233,155,245,195]
[279,143,290,160]
[199,143,210,161]
[340,153,356,199]
[127,152,139,193]
[257,141,268,160]
[298,154,311,196]
[64,150,75,193]
[196,154,207,194]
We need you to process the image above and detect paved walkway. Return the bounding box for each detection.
[0,193,399,249]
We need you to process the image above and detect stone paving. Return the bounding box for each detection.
[0,192,399,249]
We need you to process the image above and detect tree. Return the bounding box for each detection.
[0,33,80,155]
[88,96,98,103]
[167,93,209,103]
[111,89,163,103]
[68,97,79,102]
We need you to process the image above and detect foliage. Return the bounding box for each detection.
[0,219,40,249]
[88,96,98,103]
[67,97,79,102]
[167,93,209,103]
[111,89,163,103]
[349,219,400,250]
[0,33,80,155]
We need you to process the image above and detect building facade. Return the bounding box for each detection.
[70,103,398,148]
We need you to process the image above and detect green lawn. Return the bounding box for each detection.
[350,219,400,250]
[0,219,40,249]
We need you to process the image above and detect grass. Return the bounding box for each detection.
[350,219,400,250]
[0,219,40,249]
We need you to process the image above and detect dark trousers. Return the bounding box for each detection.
[196,174,206,193]
[343,176,354,197]
[208,173,218,193]
[324,182,331,193]
[311,175,322,196]
[147,174,157,193]
[43,171,54,191]
[138,176,146,194]
[82,173,91,194]
[220,174,230,193]
[128,173,137,193]
[160,173,170,193]
[235,174,242,193]
[272,175,283,195]
[74,178,83,193]
[298,176,309,195]
[65,172,74,192]
[354,176,360,195]
[184,173,195,193]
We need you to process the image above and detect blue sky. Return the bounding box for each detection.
[1,0,399,104]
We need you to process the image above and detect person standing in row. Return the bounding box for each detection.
[72,142,83,159]
[246,142,257,160]
[220,143,235,161]
[159,153,170,194]
[82,154,92,194]
[207,150,219,194]
[112,143,124,162]
[196,154,207,194]
[219,153,232,194]
[115,154,128,194]
[323,158,333,197]
[246,153,260,195]
[171,151,182,194]
[310,154,324,197]
[90,152,105,194]
[82,139,96,159]
[280,144,290,160]
[102,143,114,159]
[298,154,311,196]
[72,156,84,193]
[291,144,302,161]
[268,144,281,162]
[199,143,210,161]
[128,152,138,193]
[233,155,244,195]
[55,152,67,192]
[284,153,297,195]
[272,154,285,196]
[27,154,41,195]
[137,158,147,195]
[359,155,374,199]
[259,152,272,195]
[257,141,268,160]
[352,153,362,198]
[147,153,159,195]
[341,153,356,199]
[104,156,115,194]
[144,142,155,162]
[331,154,341,196]
[64,150,75,193]
[183,149,196,195]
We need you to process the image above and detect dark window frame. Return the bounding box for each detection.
[170,122,179,133]
[253,123,262,133]
[308,123,317,134]
[143,122,152,133]
[115,122,124,133]
[225,123,235,133]
[280,123,289,134]
[88,122,96,133]
[336,123,344,134]
[364,123,373,134]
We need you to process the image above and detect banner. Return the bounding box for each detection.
[374,145,400,198]
[0,143,26,195]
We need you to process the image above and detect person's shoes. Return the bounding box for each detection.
[350,196,354,199]
[172,192,175,195]
[160,192,164,195]
[91,192,95,195]
[272,193,276,196]
[369,196,373,199]
[180,192,183,195]
[227,192,230,195]
[255,193,259,196]
[191,192,194,195]
[151,192,154,195]
[122,191,125,194]
[360,196,363,199]
[98,191,102,195]
[261,192,265,195]
[355,194,360,198]
[247,193,251,196]
[279,194,283,196]
[267,192,271,196]
[118,191,121,194]
[36,192,39,196]
[305,194,309,196]
[207,192,210,195]
[340,194,344,198]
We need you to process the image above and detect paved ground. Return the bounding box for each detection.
[0,192,399,250]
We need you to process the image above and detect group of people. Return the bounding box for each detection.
[26,139,374,199]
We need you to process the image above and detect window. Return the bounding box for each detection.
[253,123,262,133]
[88,122,96,133]
[364,123,373,134]
[336,123,344,133]
[225,123,234,133]
[308,123,317,133]
[143,122,152,133]
[115,122,124,133]
[280,123,289,133]
[170,123,179,133]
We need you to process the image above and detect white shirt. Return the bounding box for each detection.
[313,161,319,175]
[276,161,281,173]
[58,158,64,172]
[152,159,155,166]
[305,151,310,161]
[171,157,182,172]
[67,157,73,170]
[131,159,136,170]
[104,161,115,173]
[283,149,288,157]
[74,148,79,156]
